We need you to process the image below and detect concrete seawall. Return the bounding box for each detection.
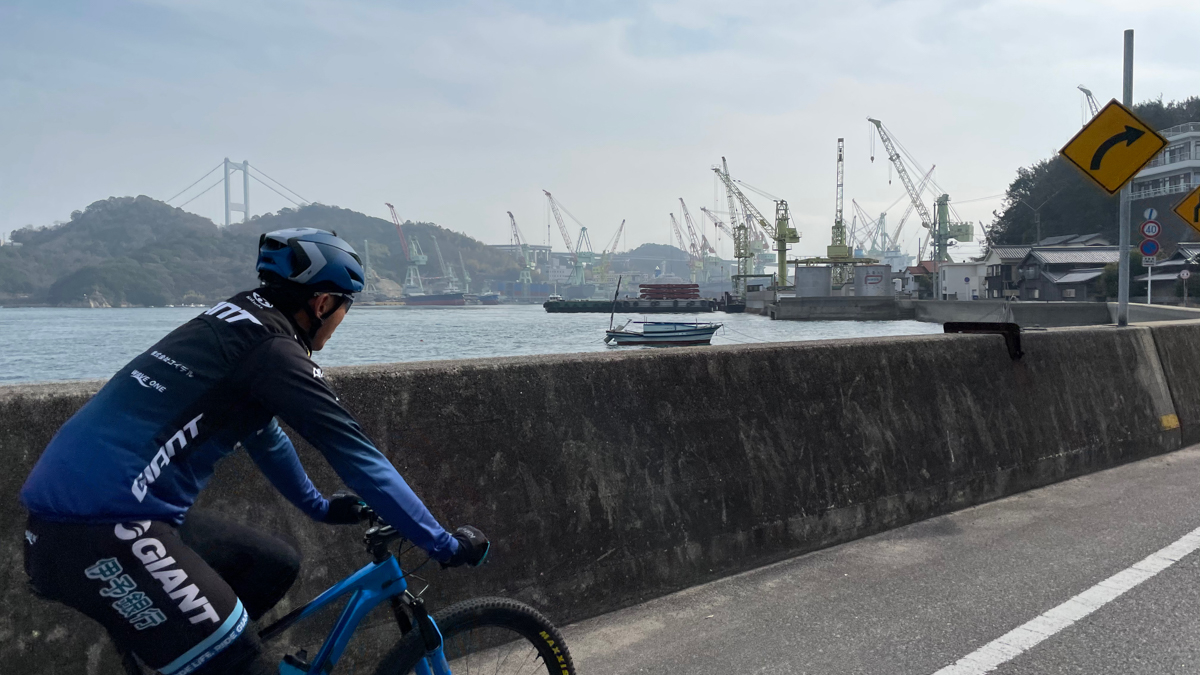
[3,323,1197,672]
[911,299,1111,326]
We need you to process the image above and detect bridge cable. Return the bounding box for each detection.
[249,172,303,206]
[175,176,225,208]
[248,165,310,204]
[165,162,223,204]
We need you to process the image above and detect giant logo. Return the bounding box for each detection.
[113,521,152,541]
[204,302,262,326]
[131,414,203,502]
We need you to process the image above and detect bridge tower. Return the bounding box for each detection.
[223,158,250,226]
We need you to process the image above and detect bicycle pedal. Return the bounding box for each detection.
[280,649,311,675]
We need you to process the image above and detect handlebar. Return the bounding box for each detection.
[355,504,408,562]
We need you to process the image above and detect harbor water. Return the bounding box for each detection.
[1,305,943,384]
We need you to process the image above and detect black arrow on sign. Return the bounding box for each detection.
[1090,126,1146,170]
[1193,200,1199,223]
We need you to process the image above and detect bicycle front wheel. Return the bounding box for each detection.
[373,597,575,675]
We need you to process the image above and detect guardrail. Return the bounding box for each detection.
[1146,150,1193,168]
[1162,122,1200,138]
[1133,183,1194,201]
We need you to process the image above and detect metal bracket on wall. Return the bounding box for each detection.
[943,322,1024,360]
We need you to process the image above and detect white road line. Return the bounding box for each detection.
[932,525,1200,675]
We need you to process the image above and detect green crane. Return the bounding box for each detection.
[507,211,534,288]
[386,203,426,293]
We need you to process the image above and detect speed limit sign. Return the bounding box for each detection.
[1182,270,1192,280]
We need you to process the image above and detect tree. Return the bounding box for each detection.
[989,96,1200,247]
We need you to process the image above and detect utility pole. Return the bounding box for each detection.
[1018,190,1060,244]
[1117,29,1134,326]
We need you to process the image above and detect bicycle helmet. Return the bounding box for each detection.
[256,228,365,294]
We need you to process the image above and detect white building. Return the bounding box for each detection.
[546,261,573,284]
[938,261,986,301]
[1132,122,1200,201]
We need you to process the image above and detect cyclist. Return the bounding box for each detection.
[20,228,489,674]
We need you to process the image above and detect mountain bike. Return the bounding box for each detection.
[119,508,575,675]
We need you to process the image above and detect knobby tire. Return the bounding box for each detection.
[372,597,574,675]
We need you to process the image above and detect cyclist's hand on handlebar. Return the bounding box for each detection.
[324,491,368,525]
[440,526,490,568]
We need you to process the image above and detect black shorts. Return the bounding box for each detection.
[24,511,300,675]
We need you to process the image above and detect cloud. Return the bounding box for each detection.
[1,0,1197,261]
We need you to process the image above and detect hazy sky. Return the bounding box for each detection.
[3,0,1197,260]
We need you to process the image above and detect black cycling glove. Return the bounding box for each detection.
[324,491,367,525]
[440,526,490,568]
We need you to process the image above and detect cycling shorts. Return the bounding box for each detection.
[23,513,294,674]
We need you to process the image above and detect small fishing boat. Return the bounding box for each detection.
[604,320,722,346]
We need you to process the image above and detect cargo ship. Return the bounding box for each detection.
[403,292,467,306]
[544,298,716,313]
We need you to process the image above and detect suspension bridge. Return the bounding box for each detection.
[164,158,313,225]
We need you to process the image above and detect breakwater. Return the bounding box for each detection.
[4,320,1198,672]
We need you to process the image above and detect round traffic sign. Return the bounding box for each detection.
[1182,270,1192,280]
[1140,220,1161,238]
[1144,207,1158,221]
[1139,239,1161,256]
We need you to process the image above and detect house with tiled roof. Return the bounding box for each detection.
[1016,246,1119,301]
[981,244,1032,299]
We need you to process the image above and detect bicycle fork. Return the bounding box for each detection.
[393,594,451,675]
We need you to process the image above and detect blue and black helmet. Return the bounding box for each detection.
[256,228,365,295]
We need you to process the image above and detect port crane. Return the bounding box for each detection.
[868,118,971,263]
[507,211,535,287]
[850,164,935,261]
[795,139,878,286]
[458,251,471,292]
[678,199,712,282]
[711,170,752,298]
[593,219,626,283]
[1078,85,1101,123]
[386,203,426,293]
[713,157,798,289]
[668,213,701,283]
[430,236,459,291]
[701,207,736,240]
[543,190,593,286]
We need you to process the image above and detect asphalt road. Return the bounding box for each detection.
[562,446,1200,674]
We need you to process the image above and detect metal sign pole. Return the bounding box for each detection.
[1116,29,1134,325]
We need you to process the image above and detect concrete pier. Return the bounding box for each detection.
[5,322,1200,671]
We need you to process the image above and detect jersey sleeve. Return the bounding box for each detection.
[241,419,329,522]
[239,337,457,561]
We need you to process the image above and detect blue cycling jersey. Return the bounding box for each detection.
[20,289,457,561]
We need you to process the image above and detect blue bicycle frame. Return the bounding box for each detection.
[261,549,450,675]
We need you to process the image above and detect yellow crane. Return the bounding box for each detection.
[712,157,798,288]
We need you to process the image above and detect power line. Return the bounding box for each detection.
[165,162,223,203]
[954,193,1006,204]
[176,176,225,208]
[249,172,302,206]
[249,165,310,204]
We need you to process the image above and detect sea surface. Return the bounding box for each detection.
[0,304,943,384]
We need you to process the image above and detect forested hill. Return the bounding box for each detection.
[989,96,1200,247]
[0,197,520,306]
